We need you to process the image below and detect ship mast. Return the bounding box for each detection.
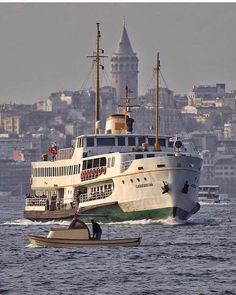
[154,52,161,151]
[87,23,107,134]
[124,85,130,127]
[95,23,100,135]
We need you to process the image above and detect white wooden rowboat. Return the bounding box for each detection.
[27,214,141,248]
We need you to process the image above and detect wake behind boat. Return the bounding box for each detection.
[27,214,141,248]
[24,23,202,223]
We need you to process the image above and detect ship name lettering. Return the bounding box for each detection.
[136,183,153,188]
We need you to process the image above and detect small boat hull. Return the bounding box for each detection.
[24,208,76,221]
[27,234,141,248]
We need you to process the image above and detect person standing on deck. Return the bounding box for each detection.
[91,219,102,240]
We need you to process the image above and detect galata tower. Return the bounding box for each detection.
[111,24,139,101]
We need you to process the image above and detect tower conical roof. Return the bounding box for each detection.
[115,25,134,55]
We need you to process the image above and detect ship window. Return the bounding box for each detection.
[168,141,174,147]
[87,137,94,147]
[147,154,155,158]
[82,161,86,170]
[138,167,144,170]
[159,138,166,147]
[157,164,165,168]
[135,154,143,159]
[100,157,106,167]
[138,136,146,146]
[144,177,147,181]
[93,158,99,168]
[148,137,155,145]
[108,158,111,168]
[97,137,115,146]
[73,165,76,174]
[137,178,140,182]
[130,179,133,183]
[128,136,136,146]
[111,157,115,167]
[87,160,92,169]
[118,136,126,146]
[122,180,125,184]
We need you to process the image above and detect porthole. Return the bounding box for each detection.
[130,179,133,183]
[122,180,125,184]
[144,177,147,181]
[137,178,140,182]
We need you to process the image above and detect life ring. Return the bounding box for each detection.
[98,167,102,176]
[93,168,97,177]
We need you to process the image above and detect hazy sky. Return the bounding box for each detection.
[0,3,236,104]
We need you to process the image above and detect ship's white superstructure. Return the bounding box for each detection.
[25,121,202,222]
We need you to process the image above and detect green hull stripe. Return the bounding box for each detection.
[79,204,173,222]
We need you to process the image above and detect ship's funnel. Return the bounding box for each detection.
[105,114,126,134]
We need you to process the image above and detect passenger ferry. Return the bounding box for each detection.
[24,24,202,222]
[198,185,222,203]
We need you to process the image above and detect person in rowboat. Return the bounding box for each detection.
[91,220,102,240]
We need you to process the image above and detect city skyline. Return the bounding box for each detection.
[0,3,236,104]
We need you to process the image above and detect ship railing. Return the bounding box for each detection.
[121,160,132,173]
[25,197,47,207]
[57,147,74,160]
[79,189,112,203]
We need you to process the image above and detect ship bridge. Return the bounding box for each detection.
[74,134,175,158]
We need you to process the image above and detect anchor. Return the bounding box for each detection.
[161,181,169,194]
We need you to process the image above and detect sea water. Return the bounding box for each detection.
[0,196,235,295]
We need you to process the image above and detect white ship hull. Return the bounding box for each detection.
[77,155,202,222]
